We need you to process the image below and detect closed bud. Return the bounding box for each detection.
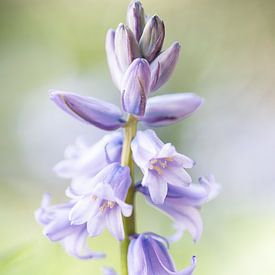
[121,58,151,116]
[139,15,165,63]
[105,29,123,90]
[127,0,145,41]
[150,41,181,92]
[115,23,140,72]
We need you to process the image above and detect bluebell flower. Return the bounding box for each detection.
[136,175,220,242]
[68,163,133,241]
[131,129,194,204]
[128,233,196,275]
[54,132,123,180]
[35,193,104,259]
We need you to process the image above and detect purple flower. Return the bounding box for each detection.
[121,58,151,116]
[139,15,165,63]
[128,233,196,275]
[54,132,122,180]
[150,42,181,92]
[131,130,194,204]
[69,163,133,241]
[50,91,126,131]
[127,0,145,41]
[137,175,220,242]
[35,193,104,259]
[141,93,203,127]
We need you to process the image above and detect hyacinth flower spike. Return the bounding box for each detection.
[35,193,104,259]
[36,1,219,274]
[69,163,133,241]
[136,175,220,242]
[128,233,196,275]
[131,129,195,204]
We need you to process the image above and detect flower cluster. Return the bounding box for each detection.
[36,1,219,274]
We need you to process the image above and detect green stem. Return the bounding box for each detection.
[120,115,138,275]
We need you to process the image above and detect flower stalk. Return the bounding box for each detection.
[120,115,138,275]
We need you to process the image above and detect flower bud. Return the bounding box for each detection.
[150,41,181,92]
[115,23,140,72]
[121,58,151,116]
[50,91,125,131]
[105,29,123,90]
[127,0,145,41]
[139,15,165,63]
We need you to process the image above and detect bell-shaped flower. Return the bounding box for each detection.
[106,29,123,90]
[127,0,145,42]
[35,193,104,259]
[139,15,165,62]
[131,129,194,204]
[115,23,140,72]
[150,42,181,92]
[128,233,196,275]
[54,132,122,180]
[141,93,203,127]
[69,163,133,241]
[121,58,151,116]
[50,91,126,131]
[136,175,220,242]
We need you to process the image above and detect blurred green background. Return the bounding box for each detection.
[1,0,275,274]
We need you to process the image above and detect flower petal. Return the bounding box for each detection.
[142,170,168,204]
[141,93,203,127]
[50,91,125,130]
[163,166,192,187]
[105,207,124,241]
[87,215,105,237]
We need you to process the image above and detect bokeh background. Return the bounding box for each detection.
[1,0,275,274]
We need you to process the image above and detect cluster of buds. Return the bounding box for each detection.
[35,1,219,274]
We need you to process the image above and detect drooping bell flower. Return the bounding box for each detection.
[35,193,104,259]
[128,233,196,275]
[136,175,220,242]
[131,129,194,204]
[53,132,123,180]
[141,93,203,127]
[69,163,133,241]
[50,91,126,130]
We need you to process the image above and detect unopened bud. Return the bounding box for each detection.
[150,42,181,92]
[121,58,151,116]
[139,15,165,62]
[115,23,140,72]
[127,0,146,41]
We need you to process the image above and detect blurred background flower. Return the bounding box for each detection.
[0,0,274,274]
